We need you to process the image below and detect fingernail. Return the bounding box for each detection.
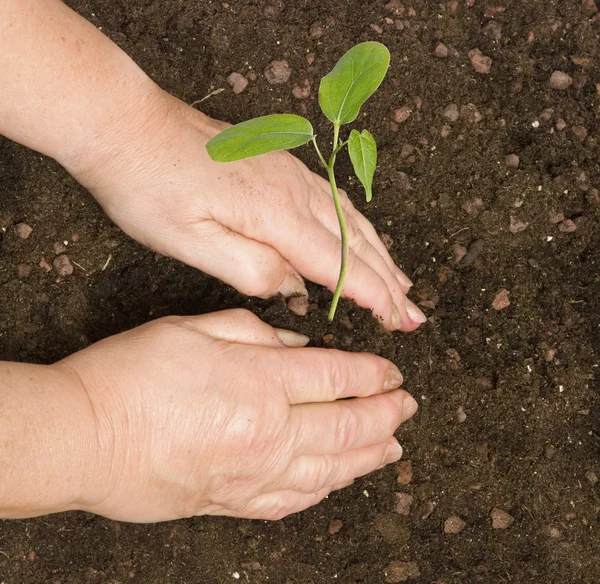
[275,328,310,348]
[384,366,403,390]
[395,267,413,289]
[402,395,419,421]
[406,299,427,324]
[381,438,403,467]
[277,272,308,298]
[391,304,403,330]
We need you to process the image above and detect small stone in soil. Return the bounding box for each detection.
[305,52,315,66]
[370,24,383,34]
[492,289,510,310]
[444,515,466,534]
[571,125,588,142]
[558,219,577,233]
[460,103,482,123]
[456,406,467,423]
[395,460,413,485]
[287,295,309,316]
[452,243,467,264]
[53,254,74,276]
[15,222,33,239]
[292,79,311,99]
[53,241,67,255]
[328,519,343,535]
[549,71,572,90]
[443,103,459,122]
[556,118,567,131]
[490,508,514,529]
[380,232,394,250]
[509,215,529,234]
[240,562,261,571]
[400,143,415,158]
[468,49,492,74]
[394,106,412,123]
[17,263,32,279]
[227,72,248,94]
[545,348,557,362]
[394,492,414,516]
[539,108,554,121]
[309,21,325,39]
[440,125,451,138]
[585,471,598,486]
[385,561,420,583]
[460,239,484,266]
[264,60,291,84]
[434,43,449,58]
[39,257,52,272]
[505,154,520,168]
[549,210,565,224]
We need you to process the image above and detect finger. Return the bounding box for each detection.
[310,176,414,294]
[279,437,403,495]
[175,309,309,348]
[264,347,404,404]
[217,487,332,521]
[175,219,307,300]
[308,184,425,329]
[290,390,417,455]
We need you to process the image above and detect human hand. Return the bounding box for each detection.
[68,91,426,332]
[56,309,417,522]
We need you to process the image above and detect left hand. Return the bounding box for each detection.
[69,89,426,332]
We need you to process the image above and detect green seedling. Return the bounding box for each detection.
[207,42,390,321]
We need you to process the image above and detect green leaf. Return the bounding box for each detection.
[319,42,390,126]
[348,129,377,202]
[206,114,314,162]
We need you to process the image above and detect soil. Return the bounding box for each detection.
[1,0,599,583]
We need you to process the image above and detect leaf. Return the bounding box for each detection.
[348,129,377,202]
[319,42,390,126]
[206,114,314,162]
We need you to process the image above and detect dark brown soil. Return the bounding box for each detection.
[1,1,599,583]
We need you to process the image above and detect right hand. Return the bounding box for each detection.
[56,309,417,523]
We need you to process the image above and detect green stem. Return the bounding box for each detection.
[327,123,349,322]
[311,136,328,169]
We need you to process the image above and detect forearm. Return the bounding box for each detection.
[0,0,162,171]
[0,362,97,518]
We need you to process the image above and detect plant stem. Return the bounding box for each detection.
[311,136,328,169]
[326,123,349,322]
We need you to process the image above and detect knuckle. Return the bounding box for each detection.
[334,405,359,452]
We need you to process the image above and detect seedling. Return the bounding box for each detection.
[206,42,390,321]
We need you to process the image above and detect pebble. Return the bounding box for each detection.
[53,241,67,255]
[544,444,556,459]
[440,125,451,138]
[483,21,503,42]
[539,108,555,121]
[443,103,459,122]
[509,215,529,234]
[394,106,412,123]
[328,519,343,535]
[434,43,449,58]
[452,243,467,264]
[460,103,483,124]
[39,257,52,272]
[585,470,598,486]
[385,561,420,583]
[240,562,261,571]
[309,21,325,39]
[305,52,315,66]
[380,232,394,250]
[17,263,32,279]
[287,295,309,316]
[370,24,383,35]
[400,143,415,158]
[555,118,567,131]
[15,222,33,239]
[583,0,599,16]
[468,49,492,74]
[292,79,311,99]
[558,219,577,233]
[549,211,565,224]
[571,125,588,142]
[227,72,248,94]
[456,406,467,423]
[505,154,520,169]
[394,492,414,516]
[263,5,281,19]
[264,60,291,84]
[490,508,514,529]
[395,460,413,485]
[492,289,510,310]
[53,254,74,276]
[549,71,572,90]
[545,348,557,362]
[444,515,466,534]
[460,239,484,266]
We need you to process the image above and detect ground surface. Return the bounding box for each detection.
[1,0,599,583]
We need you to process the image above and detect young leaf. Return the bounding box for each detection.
[348,129,377,202]
[319,42,390,126]
[206,114,314,162]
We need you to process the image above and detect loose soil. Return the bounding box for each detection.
[1,1,599,583]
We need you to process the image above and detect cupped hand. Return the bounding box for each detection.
[69,90,426,331]
[56,309,417,522]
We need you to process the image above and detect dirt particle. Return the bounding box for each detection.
[539,108,555,121]
[571,125,588,142]
[585,471,598,486]
[227,72,248,94]
[456,406,467,423]
[468,49,492,74]
[385,561,420,583]
[556,118,567,131]
[509,215,529,234]
[264,60,291,84]
[328,519,343,535]
[380,232,394,250]
[492,288,510,310]
[240,561,261,571]
[558,219,577,233]
[443,103,459,122]
[460,103,483,123]
[292,79,311,99]
[545,348,557,362]
[440,124,451,138]
[17,263,32,279]
[394,105,412,123]
[434,42,449,58]
[53,254,74,277]
[394,492,414,516]
[309,21,325,39]
[549,71,572,90]
[53,241,67,255]
[370,23,383,34]
[39,257,52,272]
[305,52,315,66]
[505,154,520,169]
[287,295,309,316]
[452,243,467,263]
[549,210,565,224]
[395,460,413,485]
[544,444,556,459]
[490,508,514,529]
[262,5,281,19]
[444,515,466,534]
[460,239,485,266]
[15,222,33,239]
